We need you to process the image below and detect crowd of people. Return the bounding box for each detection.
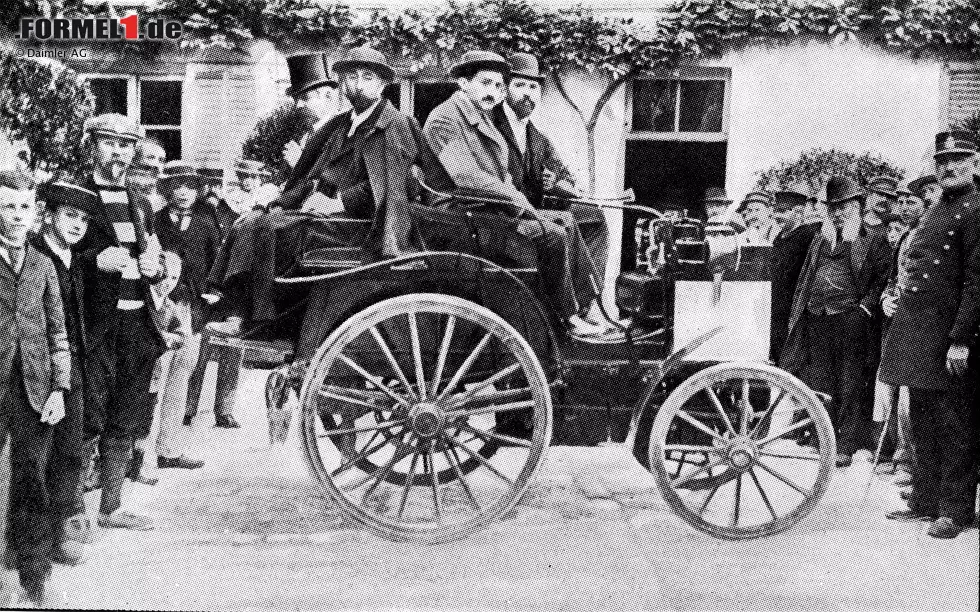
[0,43,977,607]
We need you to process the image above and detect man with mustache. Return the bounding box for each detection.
[779,176,891,468]
[491,53,614,334]
[879,131,980,539]
[75,113,165,531]
[423,50,601,338]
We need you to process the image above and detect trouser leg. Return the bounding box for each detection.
[47,359,86,541]
[907,387,941,516]
[804,313,837,428]
[539,210,600,312]
[214,344,241,420]
[569,202,608,280]
[157,336,199,458]
[833,310,868,456]
[530,218,578,320]
[893,386,914,468]
[6,366,54,588]
[187,333,215,420]
[933,381,979,525]
[0,424,13,589]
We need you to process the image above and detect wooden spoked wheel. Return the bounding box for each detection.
[300,294,552,543]
[649,363,835,539]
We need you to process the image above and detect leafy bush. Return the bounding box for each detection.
[755,148,905,196]
[241,102,318,184]
[0,50,95,177]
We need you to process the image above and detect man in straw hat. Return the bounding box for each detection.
[879,130,980,539]
[423,49,605,338]
[75,113,165,532]
[780,175,890,468]
[490,52,614,332]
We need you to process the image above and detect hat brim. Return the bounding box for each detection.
[286,78,339,97]
[934,147,977,159]
[868,187,897,198]
[450,59,510,79]
[332,60,394,81]
[509,70,545,82]
[90,129,141,143]
[160,174,202,190]
[908,176,937,193]
[825,190,865,206]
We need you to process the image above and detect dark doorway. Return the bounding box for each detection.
[622,140,726,271]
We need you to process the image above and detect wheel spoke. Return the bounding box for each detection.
[408,311,428,400]
[431,315,456,398]
[338,355,413,410]
[330,429,386,477]
[321,417,407,438]
[756,458,809,496]
[369,327,418,403]
[343,433,412,492]
[444,386,532,411]
[436,332,493,401]
[757,417,814,447]
[672,455,727,489]
[396,451,421,519]
[459,422,533,448]
[739,378,751,436]
[447,400,536,420]
[749,388,788,439]
[662,444,725,454]
[442,438,480,510]
[729,473,742,528]
[704,387,737,438]
[759,451,822,461]
[318,387,384,414]
[697,479,723,515]
[447,435,515,487]
[750,468,779,521]
[427,447,442,521]
[673,410,729,445]
[362,436,415,500]
[445,363,522,409]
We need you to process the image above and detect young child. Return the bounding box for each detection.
[30,180,99,567]
[0,170,71,607]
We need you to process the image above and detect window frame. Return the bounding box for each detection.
[80,73,138,118]
[626,66,731,143]
[137,74,185,159]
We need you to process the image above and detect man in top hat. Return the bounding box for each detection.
[224,159,279,216]
[74,113,165,531]
[423,50,598,338]
[29,180,98,568]
[155,161,224,435]
[769,186,821,362]
[490,52,613,333]
[283,53,340,171]
[879,130,980,538]
[780,175,891,467]
[207,46,445,358]
[863,175,899,228]
[739,191,779,244]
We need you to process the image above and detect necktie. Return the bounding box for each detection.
[8,244,24,273]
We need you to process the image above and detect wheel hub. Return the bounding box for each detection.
[409,402,445,439]
[726,437,758,470]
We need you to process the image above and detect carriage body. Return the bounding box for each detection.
[284,198,836,544]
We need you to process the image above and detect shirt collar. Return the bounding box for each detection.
[42,233,72,268]
[348,99,383,137]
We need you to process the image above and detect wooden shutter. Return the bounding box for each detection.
[948,64,980,128]
[185,63,257,174]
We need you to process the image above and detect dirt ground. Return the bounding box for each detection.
[47,369,979,611]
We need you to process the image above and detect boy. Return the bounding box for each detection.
[31,181,99,567]
[0,169,71,607]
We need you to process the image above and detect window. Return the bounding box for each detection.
[140,79,183,160]
[629,68,730,140]
[87,77,129,116]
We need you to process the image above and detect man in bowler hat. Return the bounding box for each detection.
[780,175,891,467]
[879,131,980,538]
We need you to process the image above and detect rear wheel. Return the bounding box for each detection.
[649,363,834,539]
[300,293,552,543]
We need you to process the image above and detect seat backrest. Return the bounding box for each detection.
[410,203,538,269]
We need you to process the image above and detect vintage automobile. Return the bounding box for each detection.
[268,183,836,544]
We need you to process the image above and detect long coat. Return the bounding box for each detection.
[770,222,821,361]
[879,182,980,390]
[29,234,87,358]
[155,204,223,332]
[0,243,72,412]
[423,91,531,213]
[274,99,444,260]
[779,223,891,375]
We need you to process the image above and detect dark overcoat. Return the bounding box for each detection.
[769,221,820,361]
[879,182,980,390]
[779,223,891,375]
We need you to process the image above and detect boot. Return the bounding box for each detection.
[126,448,158,486]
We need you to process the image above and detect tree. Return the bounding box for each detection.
[754,148,905,195]
[955,110,980,145]
[0,50,95,177]
[241,101,318,185]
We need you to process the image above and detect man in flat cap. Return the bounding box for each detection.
[75,113,164,531]
[423,50,603,338]
[879,131,980,539]
[490,52,613,332]
[780,176,890,467]
[739,191,779,245]
[863,175,899,228]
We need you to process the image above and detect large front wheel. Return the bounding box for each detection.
[300,294,552,543]
[649,363,834,539]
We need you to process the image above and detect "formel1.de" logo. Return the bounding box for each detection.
[17,15,183,40]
